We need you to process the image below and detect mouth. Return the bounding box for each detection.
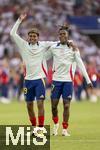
[60,38,66,41]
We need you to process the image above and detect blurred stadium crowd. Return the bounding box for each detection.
[0,0,100,103]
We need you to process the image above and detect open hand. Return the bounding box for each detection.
[19,13,27,22]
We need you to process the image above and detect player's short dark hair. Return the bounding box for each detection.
[28,28,39,36]
[59,23,70,32]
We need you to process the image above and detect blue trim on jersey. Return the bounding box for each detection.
[51,81,73,100]
[56,42,70,47]
[56,42,60,46]
[23,79,45,101]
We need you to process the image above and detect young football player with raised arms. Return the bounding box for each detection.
[10,13,56,135]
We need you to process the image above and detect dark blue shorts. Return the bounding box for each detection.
[23,79,46,102]
[51,81,73,100]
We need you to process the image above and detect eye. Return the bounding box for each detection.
[60,33,64,36]
[59,33,62,36]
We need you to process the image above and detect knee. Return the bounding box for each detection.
[64,103,70,110]
[38,103,42,108]
[38,102,44,110]
[52,105,57,112]
[27,103,33,111]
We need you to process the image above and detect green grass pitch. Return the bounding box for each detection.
[0,99,100,150]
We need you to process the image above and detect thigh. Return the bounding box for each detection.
[62,82,73,100]
[24,80,35,102]
[24,87,35,102]
[35,79,46,100]
[51,81,63,100]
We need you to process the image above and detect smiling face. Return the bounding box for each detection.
[28,32,39,45]
[58,29,69,44]
[28,28,39,45]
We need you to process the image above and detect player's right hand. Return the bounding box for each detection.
[87,83,93,89]
[19,13,27,22]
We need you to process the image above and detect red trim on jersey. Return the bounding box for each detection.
[23,65,26,78]
[42,63,48,76]
[70,65,74,81]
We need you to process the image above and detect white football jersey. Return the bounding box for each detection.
[10,19,56,80]
[49,42,91,84]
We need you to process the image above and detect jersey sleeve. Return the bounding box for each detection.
[42,41,57,60]
[72,62,76,77]
[43,41,57,49]
[74,51,91,84]
[10,19,26,51]
[45,47,53,60]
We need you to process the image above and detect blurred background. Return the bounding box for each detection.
[0,0,100,103]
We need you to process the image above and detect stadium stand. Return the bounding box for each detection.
[0,0,99,102]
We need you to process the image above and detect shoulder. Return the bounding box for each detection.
[50,42,60,49]
[68,40,79,52]
[39,41,56,44]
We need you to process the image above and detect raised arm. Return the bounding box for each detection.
[10,14,27,49]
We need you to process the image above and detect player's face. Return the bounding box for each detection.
[28,32,39,44]
[59,30,69,44]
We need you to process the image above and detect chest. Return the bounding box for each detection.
[25,44,45,58]
[53,47,75,60]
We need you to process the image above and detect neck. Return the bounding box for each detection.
[29,42,39,45]
[60,41,68,45]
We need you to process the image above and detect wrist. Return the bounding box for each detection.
[18,18,22,23]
